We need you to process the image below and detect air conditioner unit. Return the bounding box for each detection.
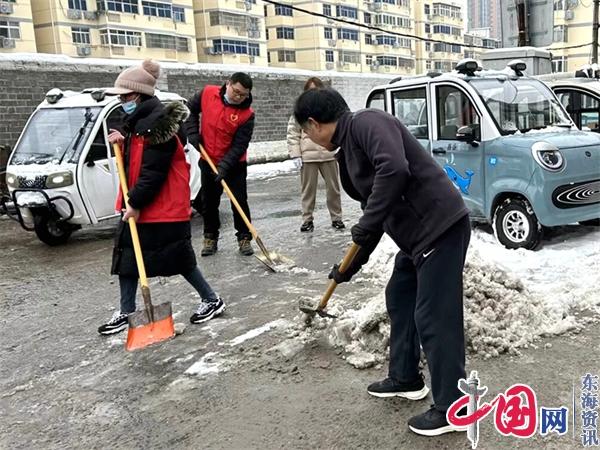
[0,2,14,14]
[373,3,381,10]
[565,9,574,20]
[83,10,98,20]
[77,45,91,56]
[367,3,375,11]
[249,55,255,63]
[429,52,435,58]
[326,18,335,24]
[392,42,400,48]
[244,0,252,10]
[67,9,83,19]
[426,14,432,20]
[328,39,337,47]
[426,33,432,38]
[325,62,334,70]
[0,37,15,48]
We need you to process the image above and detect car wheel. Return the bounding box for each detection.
[33,210,73,246]
[493,198,542,250]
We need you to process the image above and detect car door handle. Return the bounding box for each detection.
[432,148,446,155]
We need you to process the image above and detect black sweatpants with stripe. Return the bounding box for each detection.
[385,214,471,411]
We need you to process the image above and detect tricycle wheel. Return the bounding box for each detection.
[33,210,73,246]
[493,198,542,250]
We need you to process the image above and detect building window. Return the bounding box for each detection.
[68,0,87,10]
[375,34,396,45]
[553,0,565,10]
[337,51,360,64]
[265,28,269,39]
[173,6,185,22]
[365,34,372,45]
[100,28,142,46]
[71,26,91,44]
[432,24,461,36]
[209,11,248,28]
[335,5,357,19]
[364,12,371,24]
[325,49,334,62]
[374,0,396,4]
[106,0,139,14]
[425,23,430,33]
[397,17,411,28]
[278,50,296,62]
[0,20,20,39]
[324,27,333,39]
[426,60,432,70]
[267,51,271,63]
[274,4,293,16]
[276,26,294,39]
[553,25,567,42]
[432,3,461,19]
[425,42,431,51]
[552,56,567,73]
[337,28,358,41]
[374,14,399,26]
[398,37,411,48]
[424,4,430,14]
[213,38,260,56]
[397,0,409,6]
[323,4,331,16]
[142,1,171,18]
[366,54,373,65]
[377,55,397,66]
[146,32,189,51]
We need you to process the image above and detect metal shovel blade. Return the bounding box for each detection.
[298,298,338,319]
[126,302,175,351]
[255,251,295,273]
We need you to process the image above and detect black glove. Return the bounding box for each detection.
[328,263,356,284]
[214,162,230,183]
[351,223,381,248]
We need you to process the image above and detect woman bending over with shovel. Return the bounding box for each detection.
[98,59,225,336]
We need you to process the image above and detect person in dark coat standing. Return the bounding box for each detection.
[294,88,471,437]
[183,72,255,257]
[98,59,225,335]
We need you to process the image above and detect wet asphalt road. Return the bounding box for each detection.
[0,172,598,449]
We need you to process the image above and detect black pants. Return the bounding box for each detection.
[385,214,470,411]
[195,159,252,240]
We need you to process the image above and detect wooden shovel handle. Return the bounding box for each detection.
[317,243,361,311]
[113,143,149,290]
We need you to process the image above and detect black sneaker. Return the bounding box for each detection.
[367,376,430,400]
[331,220,345,230]
[201,235,218,256]
[190,298,225,324]
[408,405,467,436]
[98,311,129,335]
[300,221,314,232]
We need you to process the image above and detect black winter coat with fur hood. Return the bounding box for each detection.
[111,96,198,278]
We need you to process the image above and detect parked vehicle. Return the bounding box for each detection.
[366,59,600,249]
[537,65,600,133]
[2,88,201,245]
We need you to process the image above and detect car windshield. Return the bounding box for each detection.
[470,77,572,134]
[11,107,101,165]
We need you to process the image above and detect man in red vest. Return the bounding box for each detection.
[184,72,255,257]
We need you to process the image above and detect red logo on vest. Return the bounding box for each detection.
[230,113,239,122]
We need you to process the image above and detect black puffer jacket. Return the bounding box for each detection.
[111,96,197,278]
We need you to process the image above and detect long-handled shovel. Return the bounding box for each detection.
[113,143,175,351]
[198,144,291,272]
[298,242,360,320]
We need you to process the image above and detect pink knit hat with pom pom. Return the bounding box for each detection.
[106,59,160,96]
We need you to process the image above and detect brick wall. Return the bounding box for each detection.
[0,56,394,159]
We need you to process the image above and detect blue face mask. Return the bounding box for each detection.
[122,100,137,114]
[223,93,232,105]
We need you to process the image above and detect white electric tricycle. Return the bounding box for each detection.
[2,88,201,245]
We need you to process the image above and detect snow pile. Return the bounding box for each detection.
[296,228,597,368]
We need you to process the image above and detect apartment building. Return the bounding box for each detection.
[463,32,500,61]
[0,0,36,52]
[193,0,267,65]
[549,0,596,73]
[466,0,500,40]
[264,0,417,74]
[30,0,196,62]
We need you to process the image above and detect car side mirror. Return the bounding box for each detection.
[456,126,479,146]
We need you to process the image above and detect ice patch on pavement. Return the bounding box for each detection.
[228,319,288,346]
[185,352,222,376]
[247,160,297,180]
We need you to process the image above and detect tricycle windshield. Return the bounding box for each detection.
[470,77,572,134]
[11,107,102,165]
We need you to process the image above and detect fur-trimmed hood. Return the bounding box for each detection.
[126,96,190,145]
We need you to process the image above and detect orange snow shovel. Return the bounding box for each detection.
[113,143,175,351]
[198,144,291,272]
[298,242,360,320]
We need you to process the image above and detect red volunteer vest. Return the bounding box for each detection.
[200,85,254,164]
[116,135,191,223]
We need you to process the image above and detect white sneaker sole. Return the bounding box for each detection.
[98,322,128,335]
[368,385,430,400]
[190,304,226,324]
[408,424,467,436]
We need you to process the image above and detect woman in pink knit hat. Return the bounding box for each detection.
[98,60,225,335]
